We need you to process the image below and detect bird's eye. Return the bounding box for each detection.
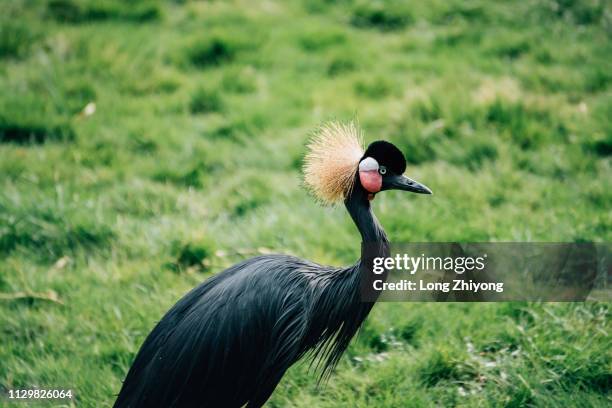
[379,166,387,175]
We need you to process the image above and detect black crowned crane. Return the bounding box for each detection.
[114,122,432,408]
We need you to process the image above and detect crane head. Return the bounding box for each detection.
[359,140,431,200]
[303,121,431,205]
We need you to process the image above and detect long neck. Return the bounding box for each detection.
[345,184,390,301]
[303,185,390,378]
[345,185,389,249]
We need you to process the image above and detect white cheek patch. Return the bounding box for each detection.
[359,157,379,172]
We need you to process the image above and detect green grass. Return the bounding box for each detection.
[0,0,610,406]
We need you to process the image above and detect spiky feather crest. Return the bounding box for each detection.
[303,122,364,205]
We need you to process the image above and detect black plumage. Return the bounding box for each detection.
[114,138,430,408]
[362,140,406,175]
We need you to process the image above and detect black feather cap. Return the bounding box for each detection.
[362,140,406,175]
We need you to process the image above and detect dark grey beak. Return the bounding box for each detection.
[384,174,432,194]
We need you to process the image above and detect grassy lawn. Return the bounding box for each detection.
[0,0,610,406]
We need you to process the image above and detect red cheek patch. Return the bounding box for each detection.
[359,170,382,193]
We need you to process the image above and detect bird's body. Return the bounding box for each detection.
[115,186,388,408]
[115,256,366,407]
[114,122,430,407]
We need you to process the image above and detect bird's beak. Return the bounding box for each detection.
[384,174,432,194]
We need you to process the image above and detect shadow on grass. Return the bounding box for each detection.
[47,0,161,24]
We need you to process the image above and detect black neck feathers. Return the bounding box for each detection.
[345,182,388,247]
